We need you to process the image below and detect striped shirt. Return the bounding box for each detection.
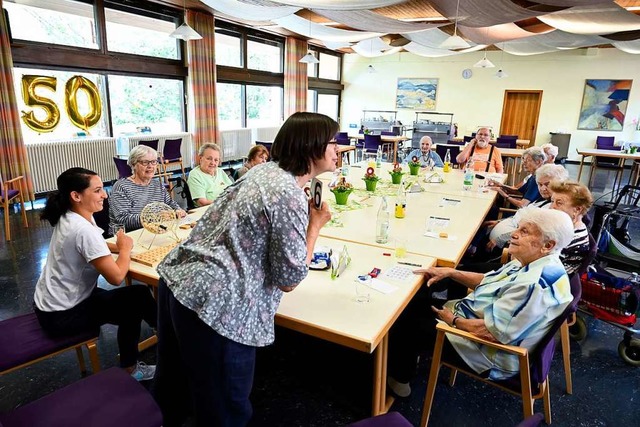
[560,225,589,275]
[444,254,572,381]
[109,178,181,232]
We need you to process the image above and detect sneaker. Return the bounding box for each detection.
[130,361,156,382]
[387,376,411,398]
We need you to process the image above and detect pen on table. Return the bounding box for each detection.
[351,165,362,168]
[398,261,422,267]
[429,216,450,221]
[442,198,460,202]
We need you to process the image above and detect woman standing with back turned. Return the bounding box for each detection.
[153,112,337,426]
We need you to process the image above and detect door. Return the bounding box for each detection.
[499,90,543,146]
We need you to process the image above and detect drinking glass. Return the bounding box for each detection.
[355,276,371,303]
[111,223,125,236]
[395,238,407,258]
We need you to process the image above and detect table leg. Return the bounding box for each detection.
[371,334,394,416]
[337,153,343,168]
[393,141,398,164]
[577,156,586,182]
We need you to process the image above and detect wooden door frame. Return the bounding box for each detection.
[499,90,543,145]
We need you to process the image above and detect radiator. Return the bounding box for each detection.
[123,133,194,172]
[26,137,117,194]
[220,128,253,161]
[253,126,280,143]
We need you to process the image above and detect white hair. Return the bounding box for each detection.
[541,143,559,158]
[517,206,574,253]
[128,145,158,167]
[535,164,569,182]
[523,146,547,164]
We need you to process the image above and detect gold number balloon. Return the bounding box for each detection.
[65,75,102,132]
[20,75,60,133]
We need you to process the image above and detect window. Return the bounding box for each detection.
[4,0,98,49]
[215,29,243,67]
[108,75,184,135]
[105,7,179,59]
[247,36,283,73]
[217,83,243,129]
[13,67,108,139]
[246,85,283,127]
[317,93,339,121]
[319,52,340,81]
[307,90,316,113]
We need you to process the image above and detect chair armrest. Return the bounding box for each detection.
[5,176,25,185]
[435,322,528,357]
[497,208,517,220]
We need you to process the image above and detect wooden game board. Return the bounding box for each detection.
[131,241,179,267]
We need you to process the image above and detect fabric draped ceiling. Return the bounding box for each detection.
[284,37,308,119]
[0,0,34,200]
[187,10,218,159]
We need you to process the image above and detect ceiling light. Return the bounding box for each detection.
[474,53,495,68]
[170,0,202,41]
[367,64,376,73]
[439,0,470,49]
[495,69,508,78]
[299,51,320,64]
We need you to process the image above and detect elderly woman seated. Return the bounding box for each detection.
[109,145,186,232]
[541,143,559,164]
[549,180,594,275]
[489,146,547,208]
[486,164,569,250]
[236,144,269,179]
[387,207,574,397]
[188,143,233,207]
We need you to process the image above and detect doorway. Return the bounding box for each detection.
[499,90,543,146]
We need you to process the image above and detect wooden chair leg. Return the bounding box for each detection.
[542,378,552,424]
[448,368,457,387]
[4,202,10,241]
[75,346,87,374]
[86,341,101,373]
[519,354,534,420]
[420,331,445,427]
[560,321,572,394]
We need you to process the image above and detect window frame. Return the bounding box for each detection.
[217,80,284,129]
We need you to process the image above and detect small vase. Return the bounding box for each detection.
[365,180,378,192]
[333,190,351,205]
[390,173,403,184]
[409,164,420,176]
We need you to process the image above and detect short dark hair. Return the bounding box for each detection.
[248,144,269,162]
[41,167,98,226]
[271,112,339,176]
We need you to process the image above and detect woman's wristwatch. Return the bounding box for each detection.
[452,316,460,328]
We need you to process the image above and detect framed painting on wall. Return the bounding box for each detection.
[396,78,438,110]
[577,79,632,131]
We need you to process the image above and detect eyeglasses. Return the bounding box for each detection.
[138,160,158,166]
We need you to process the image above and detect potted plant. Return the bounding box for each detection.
[408,156,421,176]
[362,167,381,191]
[331,177,354,205]
[389,163,404,184]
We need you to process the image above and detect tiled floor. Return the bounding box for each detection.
[1,163,639,426]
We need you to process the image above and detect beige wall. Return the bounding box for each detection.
[341,48,640,161]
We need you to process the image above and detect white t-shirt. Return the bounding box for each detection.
[34,211,111,312]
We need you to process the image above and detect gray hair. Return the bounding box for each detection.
[128,145,158,167]
[523,146,547,165]
[517,206,574,253]
[535,164,569,182]
[541,143,559,159]
[198,142,222,157]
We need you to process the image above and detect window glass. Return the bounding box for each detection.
[217,83,243,129]
[14,67,108,139]
[246,85,282,128]
[215,31,243,67]
[317,93,339,121]
[307,89,317,113]
[4,0,98,49]
[319,52,340,81]
[307,55,318,78]
[105,7,178,59]
[247,37,282,73]
[108,75,184,135]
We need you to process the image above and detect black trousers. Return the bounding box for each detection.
[34,285,157,368]
[153,279,256,427]
[388,279,473,383]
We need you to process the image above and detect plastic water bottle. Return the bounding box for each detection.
[443,149,451,173]
[376,146,383,169]
[395,183,406,219]
[376,197,390,244]
[463,160,474,191]
[342,163,350,177]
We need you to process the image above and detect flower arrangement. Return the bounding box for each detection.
[362,167,380,191]
[389,163,404,184]
[408,156,421,175]
[331,177,353,205]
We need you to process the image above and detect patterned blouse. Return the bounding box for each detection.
[444,254,572,381]
[157,162,310,347]
[560,226,590,275]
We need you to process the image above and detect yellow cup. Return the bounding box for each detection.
[395,238,407,258]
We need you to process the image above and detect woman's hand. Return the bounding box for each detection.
[414,266,452,286]
[486,239,498,251]
[176,209,187,218]
[431,306,455,325]
[115,230,133,253]
[308,200,331,233]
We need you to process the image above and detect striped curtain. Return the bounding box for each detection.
[0,0,34,200]
[186,10,218,159]
[284,37,308,119]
